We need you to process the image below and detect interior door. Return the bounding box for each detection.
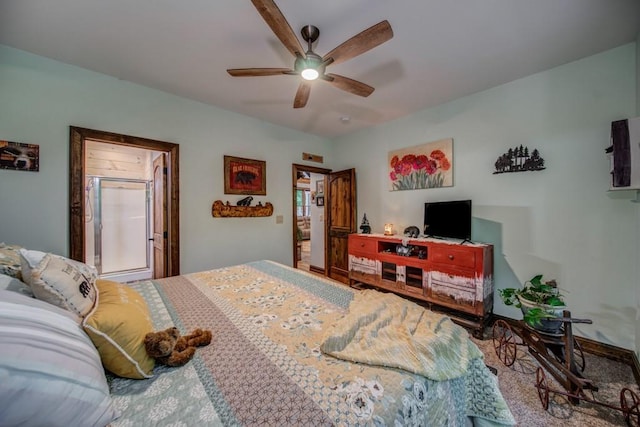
[326,168,356,284]
[152,154,167,279]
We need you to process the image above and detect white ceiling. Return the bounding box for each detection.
[1,1,639,138]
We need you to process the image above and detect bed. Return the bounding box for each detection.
[110,261,514,426]
[0,244,515,427]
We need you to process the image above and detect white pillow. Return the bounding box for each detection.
[0,273,33,297]
[19,249,98,318]
[0,289,120,426]
[0,242,23,280]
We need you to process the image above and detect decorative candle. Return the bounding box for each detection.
[384,223,393,235]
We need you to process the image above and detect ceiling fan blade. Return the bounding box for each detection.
[322,20,393,67]
[251,0,305,58]
[293,82,311,108]
[323,73,374,97]
[227,68,292,77]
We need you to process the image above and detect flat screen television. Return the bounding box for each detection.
[423,200,472,240]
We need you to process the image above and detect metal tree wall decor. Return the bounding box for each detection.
[494,145,545,174]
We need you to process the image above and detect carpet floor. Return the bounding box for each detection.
[471,328,638,426]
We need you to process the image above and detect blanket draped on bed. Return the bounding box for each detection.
[320,289,483,381]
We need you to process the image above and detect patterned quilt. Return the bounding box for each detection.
[320,289,484,381]
[109,261,515,426]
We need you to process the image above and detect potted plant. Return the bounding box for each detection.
[498,274,566,333]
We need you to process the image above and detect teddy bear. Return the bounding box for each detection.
[144,326,212,367]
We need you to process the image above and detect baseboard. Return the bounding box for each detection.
[574,335,640,386]
[491,314,640,387]
[309,265,325,274]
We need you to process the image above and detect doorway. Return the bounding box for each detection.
[69,127,180,278]
[85,175,151,281]
[292,164,330,273]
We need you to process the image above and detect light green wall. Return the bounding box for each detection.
[1,42,638,351]
[0,45,331,273]
[332,44,638,351]
[636,32,640,359]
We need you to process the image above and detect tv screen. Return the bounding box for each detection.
[424,200,472,240]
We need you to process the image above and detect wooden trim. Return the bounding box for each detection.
[491,314,640,387]
[309,265,325,275]
[69,126,180,276]
[574,335,640,386]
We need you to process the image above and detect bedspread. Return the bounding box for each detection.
[109,260,515,426]
[320,289,483,381]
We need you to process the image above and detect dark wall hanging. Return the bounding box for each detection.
[224,155,266,195]
[0,141,39,172]
[494,145,545,174]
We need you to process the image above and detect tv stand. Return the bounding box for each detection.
[348,233,494,338]
[424,234,471,245]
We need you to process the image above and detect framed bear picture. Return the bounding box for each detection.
[223,155,266,195]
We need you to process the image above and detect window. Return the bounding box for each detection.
[296,189,311,217]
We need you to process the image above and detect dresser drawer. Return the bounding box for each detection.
[349,255,378,275]
[349,235,377,255]
[431,246,476,269]
[429,280,478,313]
[430,270,477,289]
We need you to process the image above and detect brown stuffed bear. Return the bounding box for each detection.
[144,327,212,367]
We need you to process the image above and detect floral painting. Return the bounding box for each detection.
[388,138,453,191]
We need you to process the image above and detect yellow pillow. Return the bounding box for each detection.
[82,279,155,379]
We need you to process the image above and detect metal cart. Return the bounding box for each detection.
[492,311,639,426]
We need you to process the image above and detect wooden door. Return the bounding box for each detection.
[326,168,356,284]
[152,154,167,278]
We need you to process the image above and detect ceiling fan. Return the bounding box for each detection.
[227,0,393,108]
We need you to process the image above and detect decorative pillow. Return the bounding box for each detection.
[20,249,97,318]
[0,243,23,280]
[0,290,120,426]
[82,279,155,379]
[0,273,33,298]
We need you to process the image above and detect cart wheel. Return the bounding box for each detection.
[573,338,586,373]
[492,320,518,367]
[536,367,550,410]
[621,387,640,427]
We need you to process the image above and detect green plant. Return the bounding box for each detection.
[498,274,565,328]
[296,226,303,242]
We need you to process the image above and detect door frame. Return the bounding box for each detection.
[69,126,180,277]
[292,164,331,270]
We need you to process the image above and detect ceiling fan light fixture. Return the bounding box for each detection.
[301,67,319,81]
[298,52,323,81]
[226,1,394,109]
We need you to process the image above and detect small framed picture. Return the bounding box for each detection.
[316,179,324,195]
[316,195,324,207]
[0,141,39,172]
